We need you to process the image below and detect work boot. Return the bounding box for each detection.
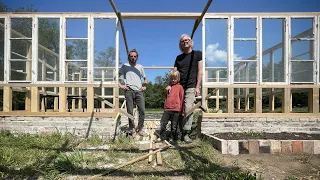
[183,134,192,143]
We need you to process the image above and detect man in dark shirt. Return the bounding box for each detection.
[167,34,203,143]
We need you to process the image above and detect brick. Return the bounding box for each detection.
[248,140,259,154]
[227,140,239,155]
[303,140,314,154]
[281,140,292,153]
[314,140,320,154]
[292,140,303,153]
[259,140,271,153]
[239,141,249,154]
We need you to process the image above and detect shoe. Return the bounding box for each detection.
[183,134,192,143]
[136,127,145,136]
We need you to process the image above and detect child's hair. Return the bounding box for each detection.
[169,70,180,82]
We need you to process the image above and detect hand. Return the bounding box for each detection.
[195,87,200,97]
[165,85,172,93]
[140,86,146,91]
[119,84,128,90]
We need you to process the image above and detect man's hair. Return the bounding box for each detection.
[169,70,180,82]
[127,48,139,60]
[179,34,194,52]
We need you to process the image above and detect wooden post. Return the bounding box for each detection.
[254,87,262,113]
[114,87,119,113]
[3,87,12,112]
[227,87,234,113]
[308,87,319,113]
[59,87,67,112]
[87,87,94,112]
[215,71,220,110]
[78,72,83,109]
[236,88,241,110]
[269,88,275,111]
[282,88,291,113]
[25,88,31,112]
[71,72,75,110]
[245,88,250,111]
[101,70,105,109]
[31,87,40,112]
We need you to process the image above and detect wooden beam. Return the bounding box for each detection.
[190,0,213,39]
[227,88,234,113]
[31,87,40,112]
[203,112,320,118]
[87,87,94,112]
[3,87,12,112]
[269,88,275,111]
[0,111,117,117]
[25,88,31,112]
[109,0,129,54]
[308,87,319,113]
[282,88,291,113]
[59,87,67,112]
[254,88,262,113]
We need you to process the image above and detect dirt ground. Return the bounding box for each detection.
[220,152,320,180]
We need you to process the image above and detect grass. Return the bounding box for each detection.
[0,130,259,179]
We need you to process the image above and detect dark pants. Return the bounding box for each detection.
[159,111,180,141]
[125,90,145,130]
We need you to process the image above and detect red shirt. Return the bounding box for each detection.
[164,83,184,113]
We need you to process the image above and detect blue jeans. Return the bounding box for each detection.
[125,90,145,129]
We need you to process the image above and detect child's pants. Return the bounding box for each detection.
[159,111,180,141]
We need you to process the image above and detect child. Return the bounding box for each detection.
[159,70,184,142]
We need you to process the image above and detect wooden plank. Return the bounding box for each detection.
[148,121,154,163]
[254,87,262,113]
[0,112,117,117]
[59,87,66,112]
[156,143,163,166]
[87,87,94,112]
[202,113,320,118]
[282,88,291,113]
[3,87,12,112]
[308,87,319,113]
[227,88,234,113]
[31,87,40,112]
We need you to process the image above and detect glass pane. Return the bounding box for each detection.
[93,69,115,82]
[234,19,256,38]
[291,18,313,38]
[66,61,87,81]
[66,40,87,60]
[205,19,228,68]
[234,41,256,60]
[0,18,4,81]
[291,61,313,82]
[234,61,256,82]
[206,68,228,82]
[10,61,31,80]
[11,39,31,59]
[291,40,314,60]
[38,18,60,81]
[94,19,116,67]
[11,18,32,38]
[262,19,285,82]
[66,18,88,38]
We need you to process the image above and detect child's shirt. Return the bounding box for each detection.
[164,83,184,113]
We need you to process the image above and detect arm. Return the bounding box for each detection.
[195,60,203,97]
[140,66,148,91]
[179,86,185,114]
[118,66,128,90]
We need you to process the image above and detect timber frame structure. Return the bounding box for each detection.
[0,8,320,119]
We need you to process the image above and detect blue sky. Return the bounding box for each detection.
[3,0,320,83]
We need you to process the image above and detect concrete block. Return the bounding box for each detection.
[303,140,314,154]
[227,140,239,155]
[239,140,249,154]
[292,140,303,153]
[259,140,271,153]
[248,140,259,154]
[281,140,292,153]
[314,140,320,154]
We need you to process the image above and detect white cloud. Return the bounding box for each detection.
[205,43,242,63]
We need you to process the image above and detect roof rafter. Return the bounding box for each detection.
[190,0,213,39]
[109,0,129,55]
